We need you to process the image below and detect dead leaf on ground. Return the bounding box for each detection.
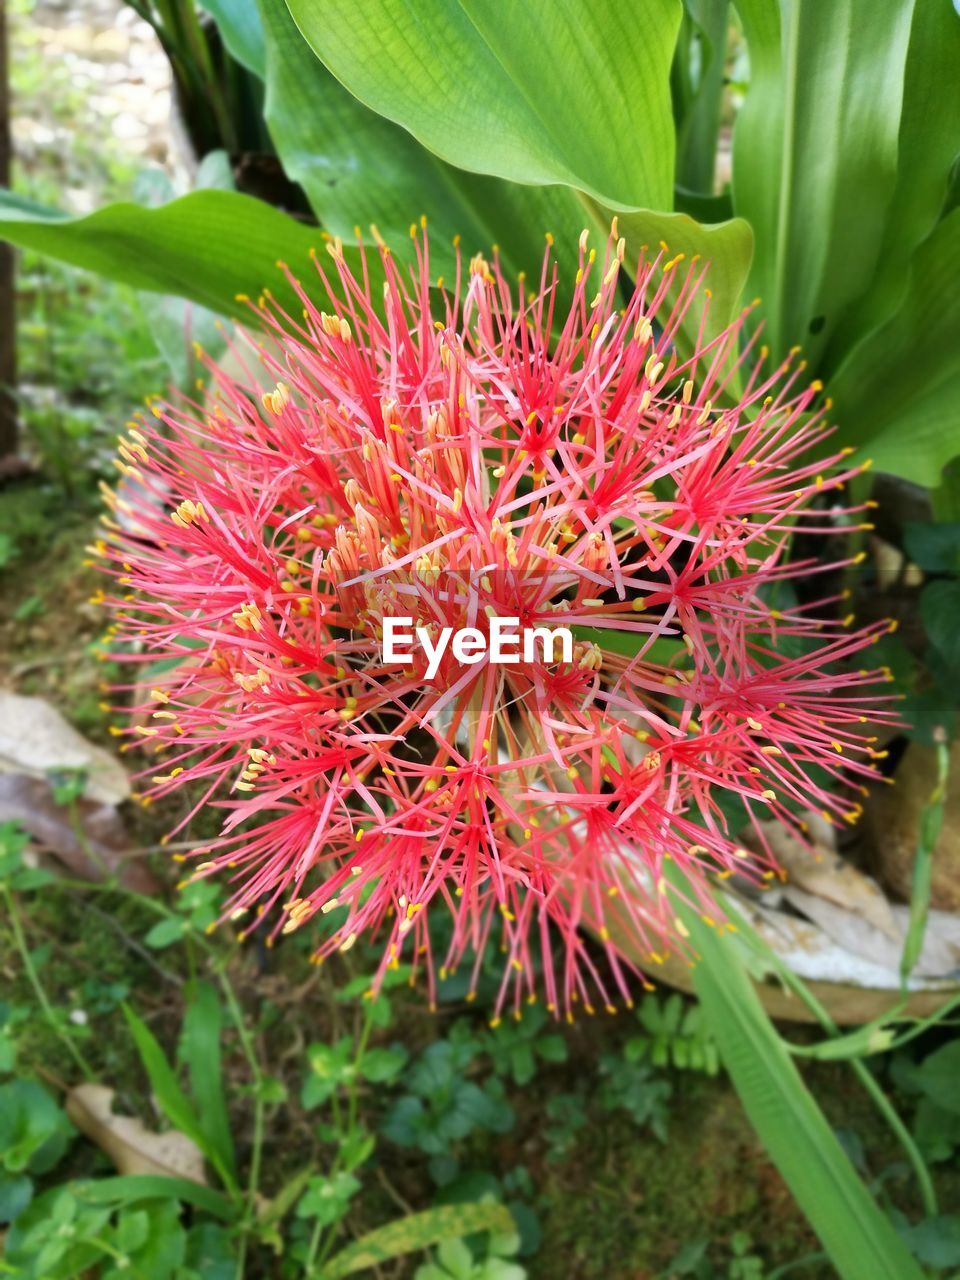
[781,886,960,979]
[744,814,899,940]
[66,1083,207,1184]
[0,774,158,893]
[0,691,129,805]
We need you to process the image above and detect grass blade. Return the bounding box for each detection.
[122,1004,209,1168]
[73,1173,236,1221]
[180,981,238,1189]
[669,875,925,1280]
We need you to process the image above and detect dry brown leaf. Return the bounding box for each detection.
[745,815,899,940]
[0,692,129,805]
[66,1084,207,1183]
[0,774,158,893]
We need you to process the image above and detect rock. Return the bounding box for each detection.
[0,691,129,805]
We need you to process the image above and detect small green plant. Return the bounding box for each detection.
[0,821,516,1276]
[892,1042,960,1167]
[143,878,226,950]
[382,1035,514,1159]
[597,1051,672,1141]
[0,990,513,1279]
[415,1224,527,1280]
[542,1091,588,1163]
[628,993,721,1075]
[662,1232,770,1280]
[481,1006,567,1086]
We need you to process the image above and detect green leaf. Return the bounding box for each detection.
[898,1214,960,1267]
[296,1171,362,1227]
[122,1197,186,1277]
[829,210,960,485]
[0,1080,73,1176]
[264,0,753,340]
[916,1043,960,1117]
[180,982,237,1188]
[903,522,960,574]
[0,1172,33,1223]
[201,0,266,78]
[144,918,187,950]
[121,1005,210,1167]
[670,875,926,1280]
[586,202,754,351]
[733,0,920,364]
[285,0,681,211]
[434,1236,474,1279]
[259,0,599,283]
[572,622,686,667]
[921,580,960,676]
[360,1046,408,1083]
[674,0,730,194]
[316,1200,515,1279]
[185,1221,236,1279]
[823,0,960,371]
[73,1174,236,1221]
[0,188,335,325]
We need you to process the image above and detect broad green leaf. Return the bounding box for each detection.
[565,200,754,366]
[669,876,926,1280]
[316,1200,515,1279]
[614,205,753,347]
[921,580,960,677]
[180,982,237,1189]
[830,210,960,485]
[0,189,335,324]
[262,0,751,342]
[267,0,750,329]
[259,0,601,282]
[264,0,757,343]
[823,0,960,373]
[123,160,232,386]
[572,624,684,668]
[284,0,682,211]
[201,0,266,78]
[733,0,919,365]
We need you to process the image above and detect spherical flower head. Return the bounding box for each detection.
[99,225,895,1018]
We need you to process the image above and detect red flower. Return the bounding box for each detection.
[98,226,895,1018]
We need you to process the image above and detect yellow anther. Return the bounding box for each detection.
[261,381,290,415]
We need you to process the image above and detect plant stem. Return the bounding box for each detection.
[212,961,266,1280]
[307,1000,378,1274]
[2,884,94,1080]
[727,894,939,1218]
